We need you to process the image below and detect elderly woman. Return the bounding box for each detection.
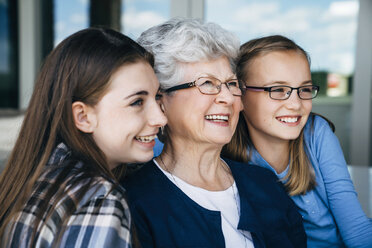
[123,18,306,248]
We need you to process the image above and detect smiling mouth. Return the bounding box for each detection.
[205,114,229,122]
[276,116,300,123]
[135,135,157,143]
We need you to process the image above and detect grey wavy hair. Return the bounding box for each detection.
[137,18,240,89]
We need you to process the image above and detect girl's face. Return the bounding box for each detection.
[91,61,167,168]
[241,50,312,146]
[162,56,243,147]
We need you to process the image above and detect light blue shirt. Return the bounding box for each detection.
[249,115,372,248]
[153,139,163,157]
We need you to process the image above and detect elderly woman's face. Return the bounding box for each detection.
[162,56,243,146]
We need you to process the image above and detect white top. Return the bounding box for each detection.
[154,159,254,248]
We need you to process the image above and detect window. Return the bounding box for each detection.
[206,0,359,98]
[0,0,18,108]
[122,0,169,40]
[54,0,88,46]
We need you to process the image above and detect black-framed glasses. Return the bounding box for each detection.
[244,85,319,100]
[164,77,242,96]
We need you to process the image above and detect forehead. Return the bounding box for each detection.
[253,50,308,68]
[104,62,159,98]
[247,50,310,83]
[180,56,234,82]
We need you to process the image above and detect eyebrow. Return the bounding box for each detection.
[199,73,237,81]
[263,80,313,87]
[124,90,148,100]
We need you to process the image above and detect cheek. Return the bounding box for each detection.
[165,100,185,121]
[123,112,147,132]
[242,95,261,117]
[106,111,144,139]
[235,97,243,112]
[303,101,313,113]
[242,96,278,126]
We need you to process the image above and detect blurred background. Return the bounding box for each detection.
[0,0,371,216]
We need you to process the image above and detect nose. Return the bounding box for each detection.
[285,89,302,110]
[215,83,235,105]
[148,101,167,127]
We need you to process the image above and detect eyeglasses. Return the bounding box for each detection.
[244,85,319,100]
[164,77,242,96]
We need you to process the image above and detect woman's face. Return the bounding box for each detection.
[162,56,243,147]
[241,50,312,146]
[91,61,167,168]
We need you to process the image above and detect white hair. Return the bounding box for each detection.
[137,18,240,89]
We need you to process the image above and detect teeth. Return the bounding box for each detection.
[278,117,298,123]
[135,135,157,143]
[205,115,229,121]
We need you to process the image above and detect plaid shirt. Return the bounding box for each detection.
[4,143,132,248]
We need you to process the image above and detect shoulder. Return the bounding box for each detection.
[223,157,288,197]
[61,179,132,247]
[64,178,132,243]
[5,174,131,247]
[304,114,341,155]
[224,157,293,200]
[305,113,333,134]
[224,157,278,181]
[73,177,130,220]
[123,160,159,189]
[122,160,167,203]
[224,158,304,237]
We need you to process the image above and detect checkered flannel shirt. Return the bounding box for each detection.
[4,143,132,248]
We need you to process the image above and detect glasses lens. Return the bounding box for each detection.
[226,80,242,96]
[195,77,242,96]
[270,86,291,100]
[195,77,219,94]
[299,86,318,99]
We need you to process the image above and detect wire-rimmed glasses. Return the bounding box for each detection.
[164,76,243,96]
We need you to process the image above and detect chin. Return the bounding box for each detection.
[210,138,233,146]
[140,152,155,162]
[283,133,301,141]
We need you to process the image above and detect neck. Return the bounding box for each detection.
[249,134,290,174]
[158,137,233,191]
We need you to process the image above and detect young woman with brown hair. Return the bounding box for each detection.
[0,27,166,247]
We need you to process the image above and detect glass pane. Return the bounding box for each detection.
[206,0,359,98]
[0,1,9,74]
[122,0,169,40]
[0,0,18,108]
[54,0,89,46]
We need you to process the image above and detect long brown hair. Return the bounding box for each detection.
[0,27,153,245]
[223,35,320,195]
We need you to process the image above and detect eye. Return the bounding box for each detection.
[155,93,163,101]
[227,81,239,88]
[130,98,144,106]
[200,80,214,87]
[271,87,286,93]
[300,86,313,93]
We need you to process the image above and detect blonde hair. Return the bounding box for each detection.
[223,35,316,195]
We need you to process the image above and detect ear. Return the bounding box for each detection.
[72,101,96,133]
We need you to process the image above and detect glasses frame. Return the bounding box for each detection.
[244,85,319,100]
[164,77,242,96]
